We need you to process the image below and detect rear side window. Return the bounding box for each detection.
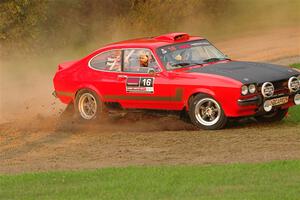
[123,48,161,73]
[89,50,122,71]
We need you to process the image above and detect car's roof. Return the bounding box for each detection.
[103,33,204,49]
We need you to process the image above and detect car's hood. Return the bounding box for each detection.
[187,61,300,84]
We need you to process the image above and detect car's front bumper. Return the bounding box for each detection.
[235,92,299,117]
[238,96,262,106]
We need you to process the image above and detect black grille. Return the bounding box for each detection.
[258,79,288,92]
[273,79,288,90]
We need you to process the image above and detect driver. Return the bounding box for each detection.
[175,50,191,62]
[139,52,149,67]
[175,54,183,61]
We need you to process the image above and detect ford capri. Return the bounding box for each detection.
[53,33,300,130]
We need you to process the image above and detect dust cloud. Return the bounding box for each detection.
[1,1,300,174]
[0,0,299,125]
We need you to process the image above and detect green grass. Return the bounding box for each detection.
[286,63,300,122]
[1,160,300,200]
[286,106,300,123]
[290,63,300,69]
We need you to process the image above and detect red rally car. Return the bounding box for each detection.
[53,33,300,130]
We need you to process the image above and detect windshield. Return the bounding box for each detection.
[156,40,228,70]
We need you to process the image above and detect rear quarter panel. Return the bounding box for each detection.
[53,61,83,104]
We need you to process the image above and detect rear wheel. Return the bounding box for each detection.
[255,108,288,123]
[74,89,104,121]
[189,94,227,130]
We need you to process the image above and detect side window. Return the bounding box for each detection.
[89,50,121,72]
[123,49,160,73]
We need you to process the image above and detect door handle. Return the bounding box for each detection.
[117,75,127,80]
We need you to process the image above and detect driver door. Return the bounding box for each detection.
[106,48,175,110]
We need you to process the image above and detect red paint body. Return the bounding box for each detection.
[53,33,296,117]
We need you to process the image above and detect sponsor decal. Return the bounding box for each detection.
[168,46,177,51]
[126,77,154,94]
[178,44,191,49]
[161,49,167,54]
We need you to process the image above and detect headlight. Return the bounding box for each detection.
[248,84,256,94]
[263,100,273,112]
[261,82,274,98]
[241,85,248,95]
[288,76,300,92]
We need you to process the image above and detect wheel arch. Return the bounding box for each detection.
[74,84,104,102]
[187,91,228,130]
[184,88,216,111]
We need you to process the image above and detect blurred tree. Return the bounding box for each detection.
[0,0,298,59]
[0,0,48,53]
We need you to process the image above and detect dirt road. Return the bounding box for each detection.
[0,27,300,174]
[0,115,300,174]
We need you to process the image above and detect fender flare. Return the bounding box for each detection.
[75,84,104,102]
[184,88,216,110]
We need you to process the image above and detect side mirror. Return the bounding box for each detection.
[148,68,156,76]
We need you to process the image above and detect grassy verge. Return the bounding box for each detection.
[286,63,300,122]
[290,63,300,69]
[286,106,300,123]
[1,160,300,200]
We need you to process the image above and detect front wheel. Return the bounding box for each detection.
[188,94,227,130]
[255,108,288,123]
[74,89,104,121]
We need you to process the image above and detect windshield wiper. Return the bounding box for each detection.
[203,57,231,63]
[202,58,223,63]
[189,62,204,66]
[171,62,203,67]
[171,62,191,67]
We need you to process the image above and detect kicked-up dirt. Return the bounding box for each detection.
[0,113,299,174]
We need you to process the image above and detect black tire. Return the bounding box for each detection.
[179,109,191,123]
[255,108,288,123]
[188,94,227,130]
[74,89,104,121]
